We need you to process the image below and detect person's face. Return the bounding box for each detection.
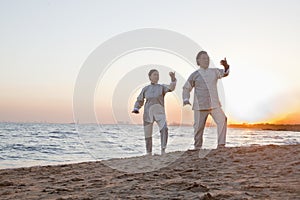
[197,53,210,69]
[149,71,159,83]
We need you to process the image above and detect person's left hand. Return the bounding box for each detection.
[220,57,229,69]
[169,71,176,81]
[183,100,191,106]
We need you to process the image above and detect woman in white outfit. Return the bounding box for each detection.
[132,69,177,155]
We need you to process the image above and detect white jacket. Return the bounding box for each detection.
[134,80,176,123]
[182,67,229,110]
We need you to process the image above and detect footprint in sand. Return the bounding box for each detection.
[198,149,212,159]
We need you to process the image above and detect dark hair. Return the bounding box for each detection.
[196,51,208,65]
[148,69,158,77]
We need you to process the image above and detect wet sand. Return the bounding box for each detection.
[0,144,299,199]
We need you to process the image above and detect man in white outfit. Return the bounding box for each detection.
[182,51,230,149]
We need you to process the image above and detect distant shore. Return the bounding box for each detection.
[0,144,299,199]
[228,123,300,132]
[171,123,300,132]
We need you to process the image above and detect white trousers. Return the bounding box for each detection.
[193,107,227,149]
[143,116,168,153]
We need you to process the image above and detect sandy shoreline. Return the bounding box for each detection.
[0,144,299,200]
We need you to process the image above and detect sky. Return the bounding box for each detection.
[0,0,300,124]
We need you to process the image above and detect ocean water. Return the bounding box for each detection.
[0,122,299,169]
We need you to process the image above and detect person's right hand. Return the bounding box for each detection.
[132,110,139,114]
[183,100,191,106]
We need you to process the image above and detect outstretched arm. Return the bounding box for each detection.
[163,71,177,93]
[132,88,145,114]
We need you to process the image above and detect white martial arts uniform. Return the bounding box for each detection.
[134,80,176,154]
[182,67,229,149]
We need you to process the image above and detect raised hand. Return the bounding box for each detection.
[169,71,176,82]
[220,57,230,70]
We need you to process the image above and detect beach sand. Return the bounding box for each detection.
[0,144,299,199]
